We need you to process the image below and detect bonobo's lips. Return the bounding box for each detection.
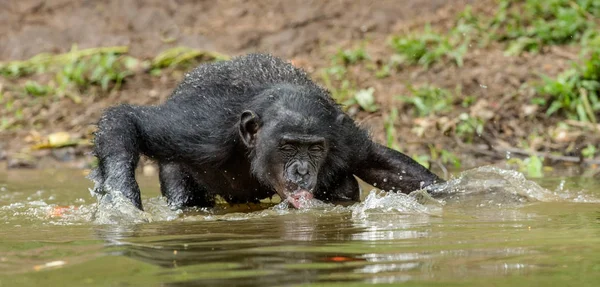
[284,189,314,208]
[279,181,315,208]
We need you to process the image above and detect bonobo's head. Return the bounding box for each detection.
[239,86,343,208]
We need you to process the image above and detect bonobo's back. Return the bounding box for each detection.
[167,54,331,106]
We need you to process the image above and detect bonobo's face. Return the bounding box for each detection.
[273,133,327,200]
[239,105,332,208]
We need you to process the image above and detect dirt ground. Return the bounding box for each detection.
[0,0,596,172]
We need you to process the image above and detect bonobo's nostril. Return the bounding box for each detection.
[296,162,309,176]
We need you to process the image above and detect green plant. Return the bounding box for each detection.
[320,46,371,107]
[24,81,51,96]
[581,144,597,158]
[456,113,485,143]
[0,46,128,77]
[0,46,224,101]
[56,52,134,92]
[507,155,544,178]
[429,145,462,168]
[151,47,228,70]
[536,48,600,122]
[331,47,369,66]
[398,86,454,117]
[489,0,600,55]
[412,154,431,169]
[351,87,378,112]
[388,22,471,68]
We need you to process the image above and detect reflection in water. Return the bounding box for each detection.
[1,166,600,286]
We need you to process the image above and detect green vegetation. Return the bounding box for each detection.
[150,46,228,73]
[389,26,469,67]
[350,87,378,112]
[412,146,462,170]
[321,47,379,112]
[0,46,226,99]
[455,113,485,144]
[582,144,597,158]
[388,0,600,66]
[535,38,600,122]
[0,46,129,77]
[397,85,454,117]
[0,46,226,131]
[331,46,369,66]
[429,145,462,169]
[507,155,545,178]
[489,0,600,55]
[24,81,51,96]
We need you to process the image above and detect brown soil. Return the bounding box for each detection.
[0,0,597,172]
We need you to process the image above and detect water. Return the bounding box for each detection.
[0,166,599,286]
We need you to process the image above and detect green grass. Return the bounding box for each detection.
[507,155,545,178]
[331,46,369,66]
[481,0,600,54]
[397,85,454,117]
[429,145,462,169]
[0,46,129,77]
[24,81,52,96]
[321,47,380,112]
[455,112,485,143]
[388,26,469,67]
[535,37,600,122]
[0,46,226,101]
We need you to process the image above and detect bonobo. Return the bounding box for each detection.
[89,53,443,210]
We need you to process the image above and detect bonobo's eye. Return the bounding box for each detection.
[308,144,324,153]
[279,144,296,153]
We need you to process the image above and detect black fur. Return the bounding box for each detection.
[90,53,443,210]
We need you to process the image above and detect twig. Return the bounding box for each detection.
[473,144,600,165]
[454,135,600,165]
[564,119,600,131]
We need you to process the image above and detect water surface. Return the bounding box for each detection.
[0,167,598,286]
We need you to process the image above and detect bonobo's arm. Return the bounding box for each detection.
[92,104,148,210]
[353,143,443,193]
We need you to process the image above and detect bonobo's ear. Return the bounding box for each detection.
[240,110,261,148]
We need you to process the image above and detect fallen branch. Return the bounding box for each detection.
[454,136,600,165]
[478,145,599,165]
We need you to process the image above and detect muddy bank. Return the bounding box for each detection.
[1,0,599,176]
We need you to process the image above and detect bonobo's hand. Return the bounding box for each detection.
[354,143,445,194]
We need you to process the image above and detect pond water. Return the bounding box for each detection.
[0,166,598,286]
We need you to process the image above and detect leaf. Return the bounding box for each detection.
[354,87,378,112]
[525,155,543,178]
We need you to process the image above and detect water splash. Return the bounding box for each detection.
[92,192,182,224]
[351,190,443,220]
[430,166,599,205]
[3,166,597,225]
